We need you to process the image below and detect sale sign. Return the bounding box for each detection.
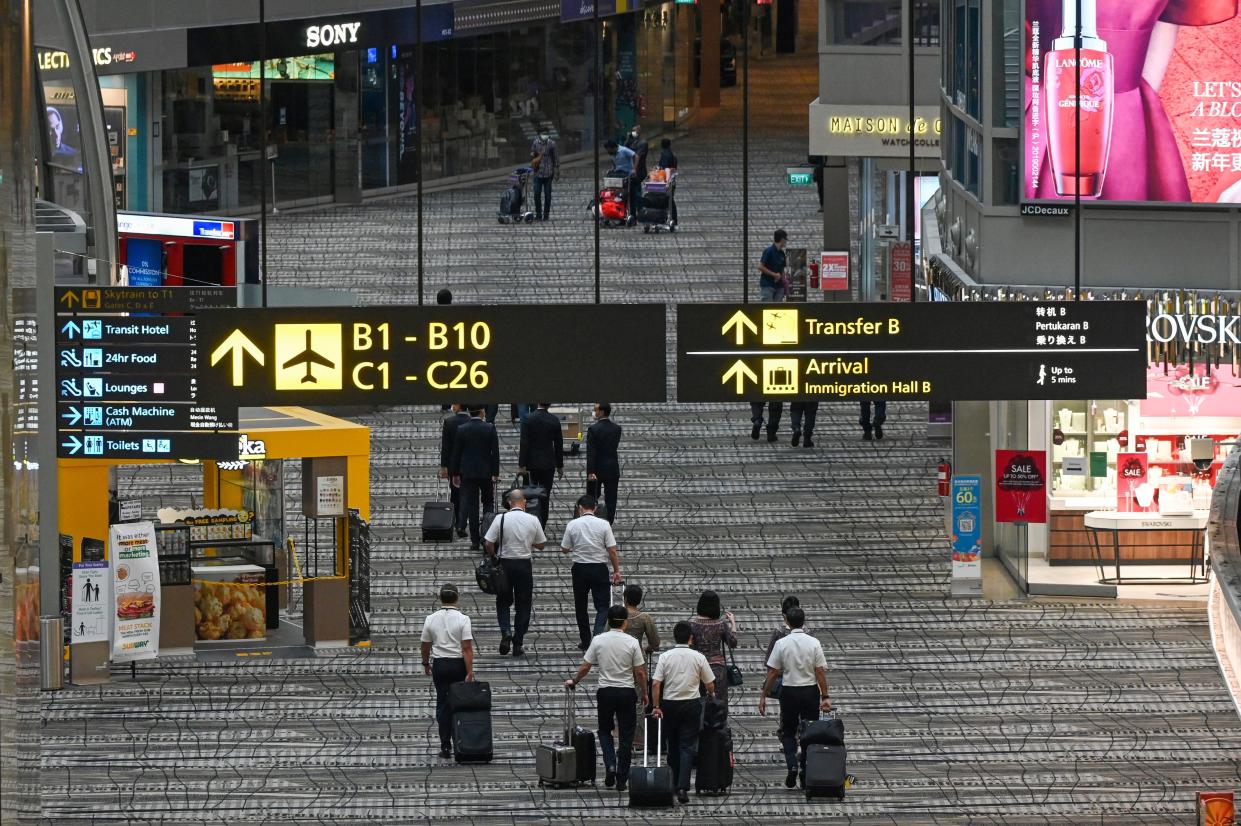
[1117,452,1153,513]
[889,242,912,302]
[820,251,848,291]
[995,450,1048,524]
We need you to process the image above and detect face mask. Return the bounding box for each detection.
[539,134,549,142]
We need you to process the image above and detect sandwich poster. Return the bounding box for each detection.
[109,521,161,663]
[1024,0,1241,204]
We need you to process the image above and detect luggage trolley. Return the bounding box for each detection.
[639,171,677,233]
[498,166,536,224]
[549,405,584,455]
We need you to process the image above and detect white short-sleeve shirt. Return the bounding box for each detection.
[584,629,644,690]
[653,645,715,701]
[766,628,827,687]
[420,607,473,660]
[560,513,617,564]
[483,508,546,560]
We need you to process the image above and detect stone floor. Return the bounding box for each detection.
[36,4,1241,823]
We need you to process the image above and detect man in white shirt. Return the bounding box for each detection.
[420,584,475,759]
[484,489,546,657]
[560,495,622,650]
[565,605,648,792]
[651,621,717,802]
[758,606,831,789]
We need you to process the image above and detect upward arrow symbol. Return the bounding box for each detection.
[210,329,265,386]
[59,291,80,308]
[721,360,758,394]
[61,320,81,339]
[721,310,758,345]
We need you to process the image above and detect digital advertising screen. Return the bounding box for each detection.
[1024,0,1241,206]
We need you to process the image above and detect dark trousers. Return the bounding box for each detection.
[484,405,498,424]
[859,400,887,432]
[529,467,555,527]
[571,562,611,645]
[496,558,533,644]
[778,684,822,772]
[449,481,464,533]
[587,478,619,525]
[431,657,467,750]
[533,177,552,219]
[750,402,784,434]
[662,697,702,791]
[791,402,819,439]
[597,686,638,781]
[461,477,495,546]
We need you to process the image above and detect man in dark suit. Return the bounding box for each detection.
[586,402,622,525]
[518,402,563,528]
[439,403,471,538]
[450,407,501,550]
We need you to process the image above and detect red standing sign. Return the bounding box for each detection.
[995,450,1048,524]
[889,242,912,302]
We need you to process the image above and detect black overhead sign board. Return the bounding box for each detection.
[195,304,668,406]
[676,302,1147,402]
[55,290,237,460]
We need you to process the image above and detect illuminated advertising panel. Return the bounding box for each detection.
[1024,0,1241,205]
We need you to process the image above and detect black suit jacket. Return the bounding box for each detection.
[439,411,470,469]
[586,418,622,480]
[519,409,564,470]
[450,417,500,480]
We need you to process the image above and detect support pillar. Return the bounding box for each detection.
[699,0,721,108]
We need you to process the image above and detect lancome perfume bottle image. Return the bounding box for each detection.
[1043,0,1114,197]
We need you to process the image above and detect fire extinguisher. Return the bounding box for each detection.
[937,459,951,497]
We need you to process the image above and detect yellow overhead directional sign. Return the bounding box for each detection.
[275,324,343,390]
[210,329,266,386]
[721,360,758,393]
[721,310,758,345]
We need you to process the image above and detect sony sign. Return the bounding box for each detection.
[306,21,361,49]
[1147,313,1241,346]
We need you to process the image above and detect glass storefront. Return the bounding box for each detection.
[154,4,685,212]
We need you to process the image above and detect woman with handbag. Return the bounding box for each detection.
[689,589,739,706]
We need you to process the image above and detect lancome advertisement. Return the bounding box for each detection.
[1024,0,1241,205]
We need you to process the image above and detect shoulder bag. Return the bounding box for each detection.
[725,639,744,688]
[474,514,509,595]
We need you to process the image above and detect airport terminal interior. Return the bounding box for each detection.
[4,0,1241,824]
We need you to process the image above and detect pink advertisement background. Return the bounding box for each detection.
[1140,362,1241,417]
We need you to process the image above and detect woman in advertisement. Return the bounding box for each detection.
[1025,0,1239,203]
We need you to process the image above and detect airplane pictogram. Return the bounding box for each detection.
[282,329,335,384]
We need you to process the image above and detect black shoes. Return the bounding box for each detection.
[605,770,616,788]
[875,424,884,440]
[499,634,512,655]
[751,424,761,440]
[616,780,628,793]
[456,529,467,539]
[804,438,815,448]
[791,431,801,447]
[676,790,690,804]
[766,432,778,443]
[512,644,525,657]
[470,542,481,551]
[439,747,451,759]
[785,770,798,789]
[862,429,873,441]
[577,640,589,651]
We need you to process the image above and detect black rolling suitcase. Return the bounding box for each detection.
[504,474,545,523]
[453,709,494,763]
[448,680,492,713]
[803,744,846,800]
[694,725,734,795]
[628,716,674,808]
[422,501,454,542]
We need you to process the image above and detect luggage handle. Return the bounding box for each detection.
[564,685,575,739]
[643,714,662,768]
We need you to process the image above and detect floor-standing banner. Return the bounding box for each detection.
[109,521,161,662]
[950,475,983,597]
[70,561,110,643]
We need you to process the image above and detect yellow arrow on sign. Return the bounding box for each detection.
[721,309,758,345]
[60,291,80,308]
[721,360,758,394]
[210,329,266,386]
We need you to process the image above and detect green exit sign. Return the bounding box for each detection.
[786,168,814,186]
[675,0,695,5]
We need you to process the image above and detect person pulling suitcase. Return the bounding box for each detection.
[757,606,832,790]
[420,584,475,759]
[650,621,716,803]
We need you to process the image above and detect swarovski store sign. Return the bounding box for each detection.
[809,102,942,158]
